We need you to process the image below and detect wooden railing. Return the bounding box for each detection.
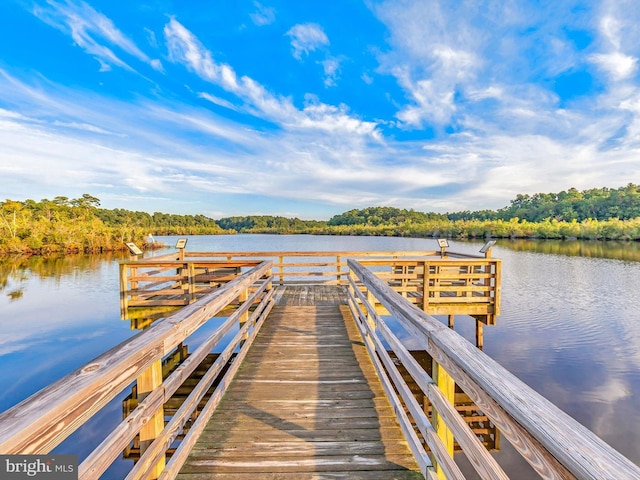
[119,259,263,310]
[158,250,449,285]
[359,257,501,325]
[0,261,274,480]
[120,250,500,325]
[347,258,640,480]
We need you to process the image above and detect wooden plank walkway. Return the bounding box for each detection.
[176,286,423,479]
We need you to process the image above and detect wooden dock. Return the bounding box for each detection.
[2,248,640,480]
[177,286,422,479]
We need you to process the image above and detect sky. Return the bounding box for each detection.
[0,0,639,220]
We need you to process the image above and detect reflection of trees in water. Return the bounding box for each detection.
[0,258,29,301]
[0,252,130,300]
[495,239,640,262]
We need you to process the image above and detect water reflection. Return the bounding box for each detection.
[1,236,639,479]
[495,238,640,261]
[0,252,130,300]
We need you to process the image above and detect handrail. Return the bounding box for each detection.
[0,261,274,480]
[119,251,469,314]
[182,250,444,285]
[347,274,506,480]
[348,258,640,479]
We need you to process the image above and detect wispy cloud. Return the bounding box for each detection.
[250,1,276,26]
[164,18,379,138]
[590,14,638,81]
[321,57,342,87]
[286,23,329,59]
[198,92,240,112]
[32,0,162,72]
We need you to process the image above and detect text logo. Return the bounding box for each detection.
[0,455,77,480]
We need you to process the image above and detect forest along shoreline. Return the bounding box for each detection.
[1,184,640,256]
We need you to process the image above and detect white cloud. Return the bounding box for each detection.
[198,92,240,112]
[286,23,329,59]
[51,120,118,135]
[587,4,640,84]
[590,52,638,81]
[164,18,379,137]
[393,68,456,127]
[371,0,483,127]
[250,1,276,26]
[32,0,162,72]
[321,57,341,87]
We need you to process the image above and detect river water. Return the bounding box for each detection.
[1,235,639,478]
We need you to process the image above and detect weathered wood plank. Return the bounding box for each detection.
[179,453,420,473]
[176,472,423,480]
[176,302,422,479]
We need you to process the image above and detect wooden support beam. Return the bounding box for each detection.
[137,359,165,479]
[120,263,129,318]
[432,360,455,479]
[476,320,484,349]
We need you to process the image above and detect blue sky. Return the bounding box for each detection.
[0,0,638,219]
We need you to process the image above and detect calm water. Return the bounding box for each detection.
[1,235,639,478]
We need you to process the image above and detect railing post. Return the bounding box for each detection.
[119,263,129,317]
[239,288,249,341]
[137,360,165,479]
[278,255,284,284]
[364,289,377,352]
[131,265,139,304]
[188,263,196,303]
[422,261,430,312]
[401,264,408,298]
[336,255,342,285]
[432,360,455,479]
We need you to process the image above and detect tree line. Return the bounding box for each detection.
[448,184,640,222]
[0,194,226,255]
[1,184,639,255]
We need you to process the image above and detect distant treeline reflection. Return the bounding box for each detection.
[491,239,640,262]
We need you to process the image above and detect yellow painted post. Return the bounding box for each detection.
[427,258,455,477]
[448,314,455,329]
[476,320,484,349]
[432,360,455,479]
[336,255,342,285]
[137,359,165,479]
[278,255,284,284]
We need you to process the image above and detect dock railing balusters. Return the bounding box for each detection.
[347,257,640,480]
[0,261,274,480]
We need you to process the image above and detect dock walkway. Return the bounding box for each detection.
[176,286,423,479]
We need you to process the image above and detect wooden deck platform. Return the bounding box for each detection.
[176,286,423,479]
